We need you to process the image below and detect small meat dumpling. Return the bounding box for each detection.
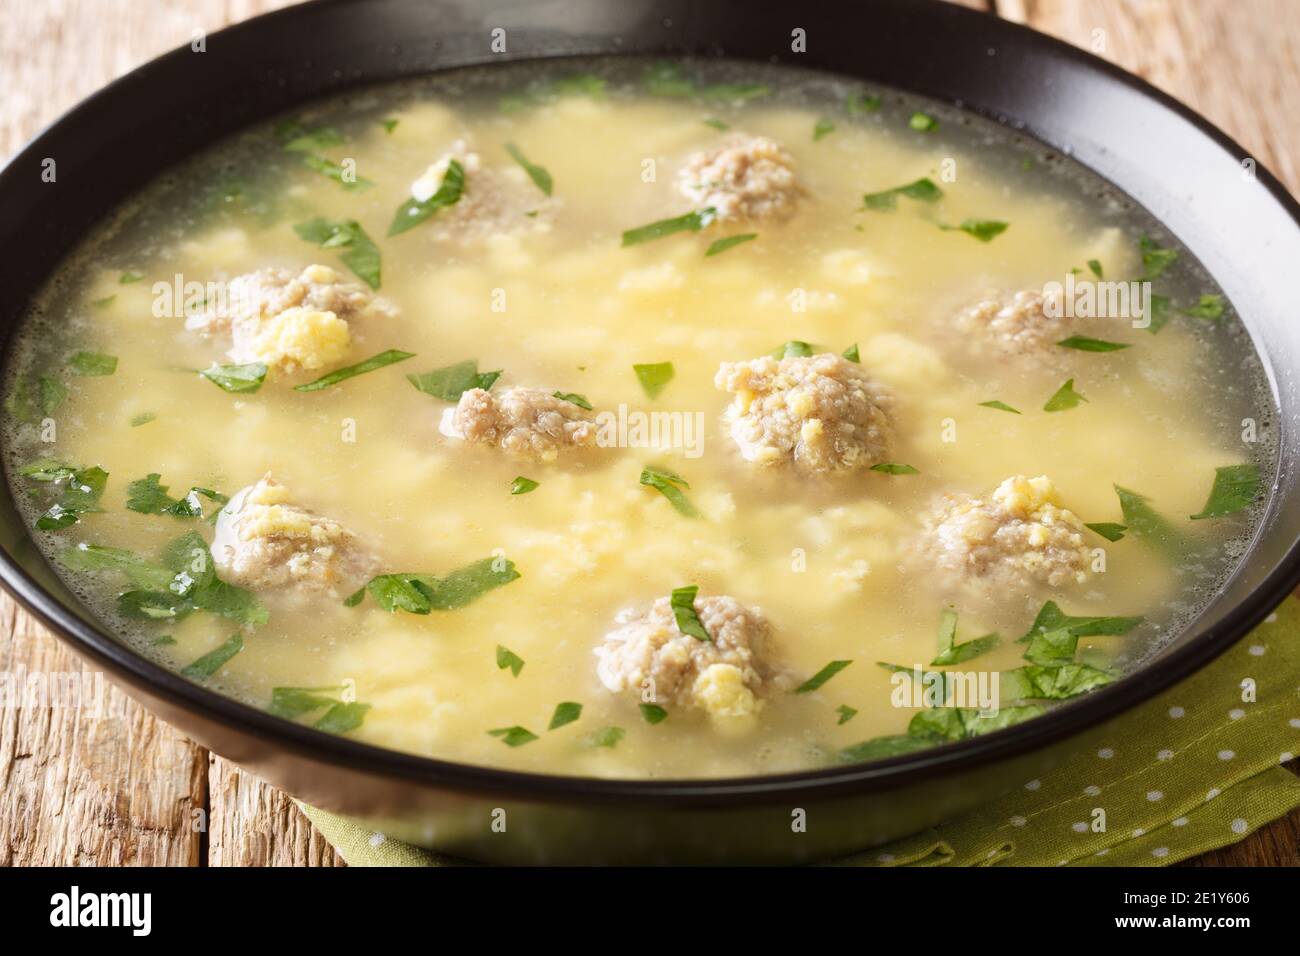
[914,474,1092,592]
[595,593,786,721]
[187,264,394,374]
[714,353,895,475]
[677,134,802,223]
[953,288,1072,358]
[407,140,552,241]
[440,386,598,462]
[212,474,379,598]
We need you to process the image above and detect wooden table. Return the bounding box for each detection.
[1,0,1297,866]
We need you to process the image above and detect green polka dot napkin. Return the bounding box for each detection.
[300,596,1300,867]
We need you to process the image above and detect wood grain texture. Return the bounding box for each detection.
[0,0,1296,867]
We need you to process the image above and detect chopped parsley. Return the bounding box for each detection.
[116,531,268,628]
[930,608,999,666]
[702,117,729,131]
[69,351,117,376]
[119,271,144,284]
[381,118,399,134]
[978,400,1021,414]
[387,158,465,237]
[269,686,370,733]
[704,233,757,257]
[1114,484,1183,555]
[942,218,1009,242]
[294,349,415,392]
[1085,522,1128,542]
[909,111,938,132]
[1000,663,1115,701]
[22,461,107,530]
[869,462,919,475]
[200,362,267,394]
[584,726,625,749]
[842,343,860,363]
[293,217,382,289]
[1138,235,1178,280]
[129,412,156,427]
[179,634,244,681]
[632,361,675,398]
[794,660,852,694]
[406,359,501,401]
[548,701,583,730]
[1018,599,1142,666]
[504,143,553,196]
[552,391,592,410]
[126,473,227,519]
[509,476,539,496]
[1056,336,1130,352]
[488,726,538,747]
[1145,294,1172,334]
[639,465,699,518]
[300,154,374,192]
[57,542,174,589]
[847,92,882,113]
[639,703,668,725]
[1182,293,1226,321]
[862,177,942,210]
[1087,259,1104,278]
[813,117,835,141]
[279,123,344,154]
[496,645,525,677]
[1190,463,1260,519]
[670,584,710,641]
[772,340,815,359]
[621,208,717,247]
[314,702,371,734]
[1043,378,1087,412]
[347,557,521,613]
[835,704,858,725]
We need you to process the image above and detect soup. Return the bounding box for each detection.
[1,59,1272,779]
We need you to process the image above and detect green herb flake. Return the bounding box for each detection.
[29,464,108,531]
[200,363,266,394]
[509,476,539,496]
[1086,259,1104,279]
[794,659,852,694]
[406,359,501,401]
[1138,235,1179,280]
[704,233,757,257]
[381,118,399,134]
[1043,378,1087,412]
[1056,336,1131,352]
[488,726,538,747]
[862,177,942,211]
[702,117,729,131]
[129,412,156,427]
[813,117,836,141]
[772,340,815,359]
[835,704,858,725]
[293,217,382,289]
[842,344,860,363]
[39,377,68,416]
[1182,293,1226,321]
[1085,522,1128,542]
[1190,463,1260,520]
[552,391,593,410]
[909,111,938,132]
[269,685,346,719]
[548,701,583,730]
[119,271,144,284]
[639,465,699,518]
[352,557,521,614]
[869,462,919,476]
[300,153,375,192]
[978,400,1021,414]
[840,734,933,762]
[179,634,244,681]
[1114,484,1183,555]
[621,207,716,247]
[496,645,525,677]
[585,726,625,749]
[387,159,465,237]
[314,702,370,734]
[942,218,1009,242]
[633,362,675,398]
[69,351,118,376]
[670,584,711,641]
[294,349,414,392]
[639,703,668,725]
[847,92,882,114]
[504,143,553,196]
[1000,663,1115,701]
[281,125,344,154]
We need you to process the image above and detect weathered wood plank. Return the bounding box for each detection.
[207,757,345,867]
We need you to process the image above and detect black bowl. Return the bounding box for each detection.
[2,0,1298,864]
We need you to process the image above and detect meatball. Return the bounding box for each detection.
[677,134,802,223]
[187,264,394,374]
[439,386,598,462]
[409,140,552,241]
[714,353,895,475]
[915,475,1092,591]
[594,594,785,719]
[211,474,379,598]
[954,288,1071,358]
